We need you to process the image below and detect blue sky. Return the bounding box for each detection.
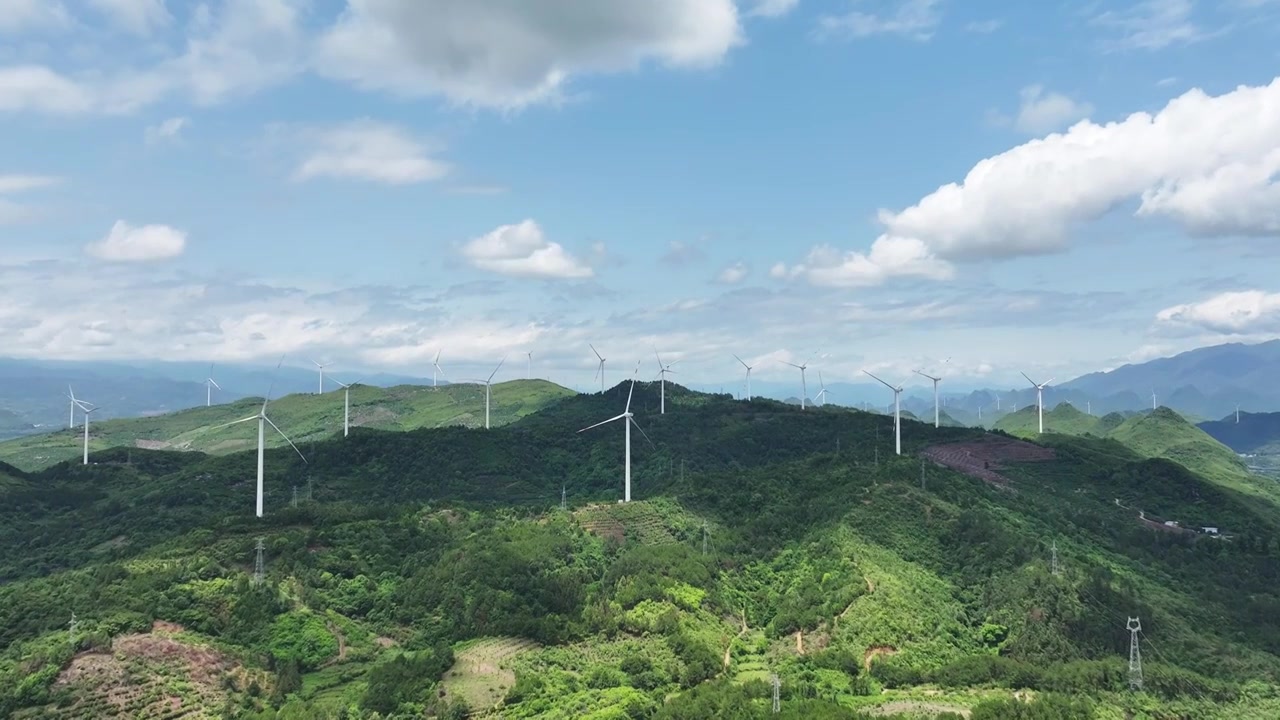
[2,0,1280,394]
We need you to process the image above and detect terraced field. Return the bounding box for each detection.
[442,636,540,716]
[573,501,684,546]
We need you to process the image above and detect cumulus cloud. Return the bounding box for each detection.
[0,0,72,33]
[1155,290,1280,334]
[314,0,743,109]
[0,173,61,224]
[292,120,449,185]
[1012,85,1094,135]
[817,0,942,41]
[144,116,188,143]
[717,262,749,284]
[85,220,187,261]
[776,77,1280,286]
[459,220,594,279]
[87,0,172,35]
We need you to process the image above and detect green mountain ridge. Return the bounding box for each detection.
[0,379,576,472]
[3,383,1280,719]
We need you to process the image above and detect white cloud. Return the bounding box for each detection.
[659,240,707,266]
[1155,290,1280,334]
[144,116,188,143]
[459,220,594,279]
[785,77,1280,280]
[0,0,72,33]
[717,262,749,284]
[817,0,942,41]
[85,220,187,262]
[87,0,172,35]
[292,120,449,185]
[0,174,60,193]
[749,0,800,18]
[1092,0,1203,51]
[0,0,306,115]
[1013,85,1094,135]
[314,0,743,109]
[779,237,954,287]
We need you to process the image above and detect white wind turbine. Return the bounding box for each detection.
[477,355,507,429]
[1021,372,1054,434]
[578,366,652,503]
[733,354,754,401]
[913,369,942,428]
[655,350,679,414]
[864,371,904,455]
[66,384,79,429]
[814,371,831,407]
[432,350,445,387]
[331,376,363,437]
[311,359,328,394]
[208,373,306,518]
[590,344,607,392]
[1151,388,1157,410]
[526,351,533,380]
[67,389,98,465]
[206,364,221,407]
[1236,404,1241,423]
[782,355,813,409]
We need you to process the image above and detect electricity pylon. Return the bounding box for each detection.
[1127,617,1143,691]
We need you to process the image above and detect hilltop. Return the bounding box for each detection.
[0,379,575,472]
[3,383,1280,718]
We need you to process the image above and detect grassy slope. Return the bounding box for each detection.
[5,386,1280,717]
[0,379,575,472]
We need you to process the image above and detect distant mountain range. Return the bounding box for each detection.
[2,338,1278,441]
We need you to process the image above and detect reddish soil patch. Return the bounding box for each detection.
[863,644,898,671]
[152,620,185,634]
[922,436,1056,488]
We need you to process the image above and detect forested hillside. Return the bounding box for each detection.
[0,379,574,472]
[3,383,1280,719]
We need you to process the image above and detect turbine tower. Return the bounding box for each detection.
[782,356,812,409]
[311,359,328,394]
[1151,388,1157,410]
[864,370,904,455]
[578,366,652,502]
[432,350,444,387]
[66,385,80,429]
[814,371,830,407]
[733,354,754,400]
[206,364,221,407]
[590,344,607,392]
[913,369,943,428]
[655,350,679,414]
[331,376,362,437]
[1021,372,1054,434]
[69,392,98,465]
[481,355,506,429]
[208,371,306,518]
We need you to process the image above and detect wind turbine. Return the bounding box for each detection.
[1151,388,1157,410]
[68,391,97,465]
[1021,372,1054,434]
[311,359,328,394]
[655,350,679,414]
[577,366,652,502]
[864,371,903,455]
[913,368,943,428]
[526,351,533,380]
[331,377,362,437]
[66,384,79,429]
[814,371,830,407]
[206,364,221,407]
[478,356,507,429]
[1236,404,1241,423]
[590,344,607,392]
[1087,400,1092,416]
[432,350,444,387]
[208,371,306,518]
[782,355,813,409]
[733,354,754,401]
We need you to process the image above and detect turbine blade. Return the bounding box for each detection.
[209,378,222,389]
[1020,371,1038,387]
[733,353,749,370]
[578,413,626,433]
[1043,377,1055,386]
[264,415,307,463]
[655,349,663,369]
[862,370,895,390]
[264,354,285,408]
[489,354,507,382]
[625,377,636,413]
[590,343,603,361]
[630,417,655,448]
[209,415,260,431]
